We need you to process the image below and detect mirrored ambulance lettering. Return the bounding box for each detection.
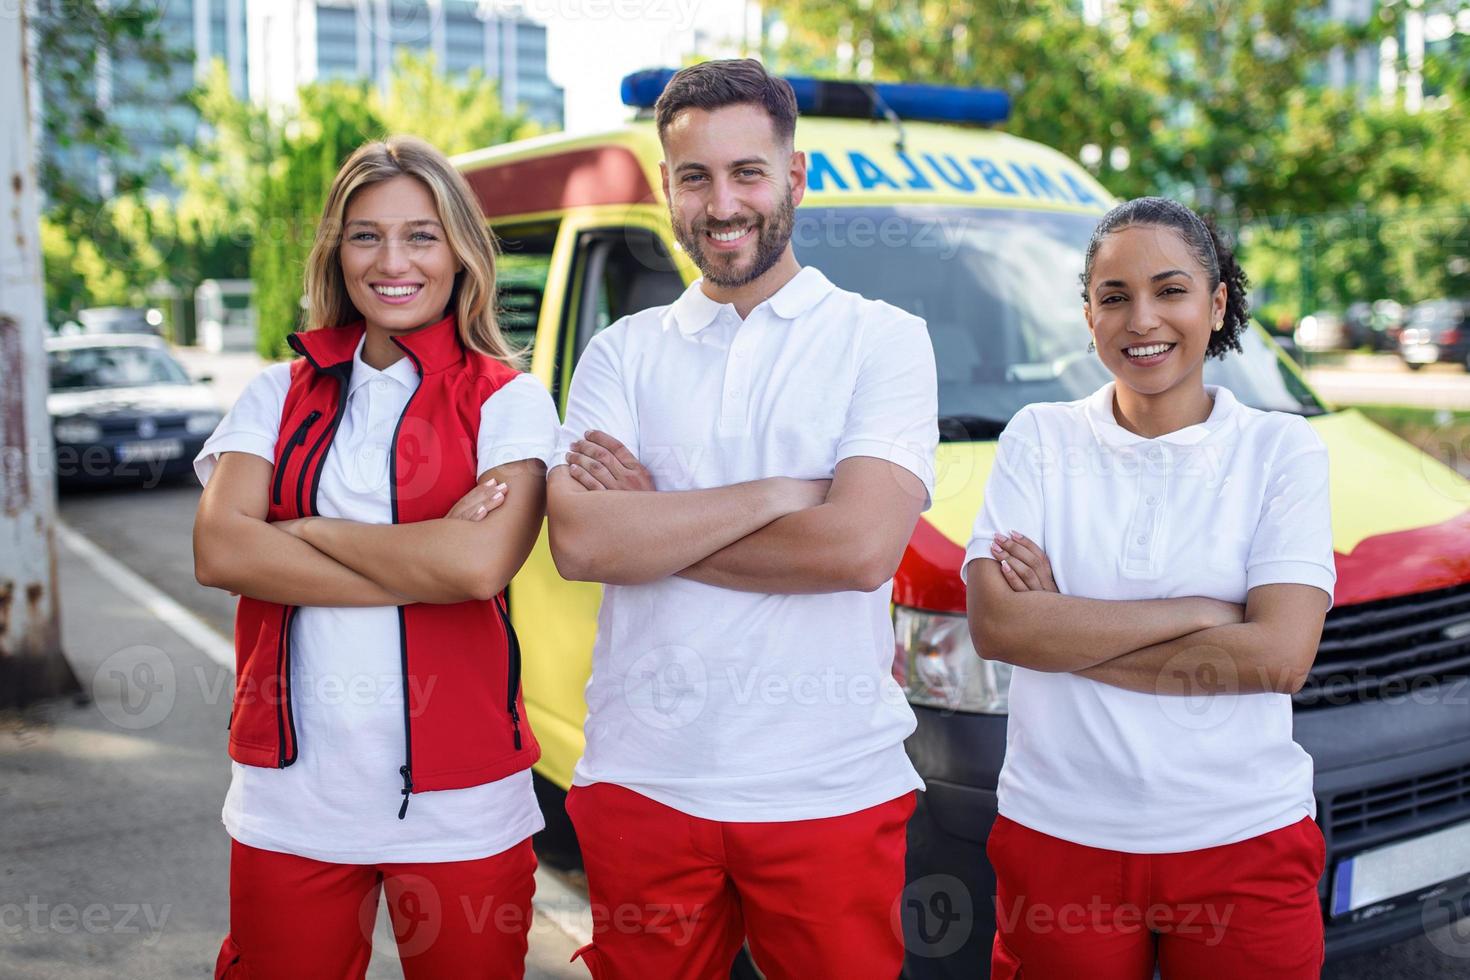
[807,149,1105,209]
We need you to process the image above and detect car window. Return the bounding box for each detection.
[494,223,559,359]
[48,346,190,390]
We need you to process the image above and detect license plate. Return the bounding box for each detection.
[1331,818,1470,916]
[117,439,183,463]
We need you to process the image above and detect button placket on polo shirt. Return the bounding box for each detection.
[1123,443,1169,574]
[719,310,754,436]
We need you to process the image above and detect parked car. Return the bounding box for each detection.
[1399,299,1470,371]
[1295,310,1350,351]
[77,306,164,335]
[1371,299,1406,351]
[453,70,1470,977]
[46,333,221,485]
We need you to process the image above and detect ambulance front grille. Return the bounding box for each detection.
[1326,761,1470,844]
[1294,583,1470,710]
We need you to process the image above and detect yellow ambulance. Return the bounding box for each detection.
[455,70,1470,977]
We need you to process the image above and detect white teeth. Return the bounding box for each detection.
[709,227,749,242]
[373,284,420,297]
[1126,343,1175,357]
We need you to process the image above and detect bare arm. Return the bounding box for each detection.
[546,462,814,586]
[287,459,548,604]
[193,452,407,606]
[965,554,1240,672]
[677,456,926,594]
[1075,583,1329,695]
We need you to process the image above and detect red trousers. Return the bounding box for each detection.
[215,837,537,980]
[987,814,1325,979]
[566,782,915,979]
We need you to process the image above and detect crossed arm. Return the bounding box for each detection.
[965,534,1329,695]
[547,431,928,593]
[193,451,545,605]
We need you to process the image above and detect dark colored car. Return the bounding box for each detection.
[46,334,221,486]
[1399,299,1470,371]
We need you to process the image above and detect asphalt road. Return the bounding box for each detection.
[49,476,1470,979]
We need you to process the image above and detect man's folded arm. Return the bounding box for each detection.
[677,455,927,594]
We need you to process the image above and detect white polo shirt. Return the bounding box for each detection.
[194,338,558,863]
[962,382,1336,853]
[554,266,939,822]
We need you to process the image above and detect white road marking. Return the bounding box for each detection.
[56,519,235,669]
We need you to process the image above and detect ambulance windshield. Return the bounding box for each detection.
[791,205,1322,439]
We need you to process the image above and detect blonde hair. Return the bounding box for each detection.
[303,135,523,368]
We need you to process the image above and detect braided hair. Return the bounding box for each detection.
[1079,197,1249,359]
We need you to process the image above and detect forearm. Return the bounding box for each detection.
[677,503,888,594]
[548,475,790,585]
[973,578,1223,672]
[1077,622,1308,695]
[194,515,405,607]
[298,515,513,604]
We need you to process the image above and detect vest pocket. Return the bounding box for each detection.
[271,410,321,506]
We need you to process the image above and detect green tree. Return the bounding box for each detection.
[764,0,1470,312]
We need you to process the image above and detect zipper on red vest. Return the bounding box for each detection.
[275,606,299,767]
[498,594,524,750]
[271,410,320,506]
[397,763,413,820]
[298,367,351,516]
[389,337,423,819]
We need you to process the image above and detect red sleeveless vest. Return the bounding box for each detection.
[227,314,540,817]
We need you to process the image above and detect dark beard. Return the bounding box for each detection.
[673,187,795,289]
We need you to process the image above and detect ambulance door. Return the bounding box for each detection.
[504,214,685,791]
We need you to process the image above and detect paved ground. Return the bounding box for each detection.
[1303,351,1470,410]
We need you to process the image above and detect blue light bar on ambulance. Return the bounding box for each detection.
[621,69,1011,126]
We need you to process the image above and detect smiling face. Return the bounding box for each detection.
[660,102,805,290]
[1084,224,1227,399]
[339,174,462,335]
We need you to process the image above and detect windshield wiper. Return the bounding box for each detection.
[939,414,1011,442]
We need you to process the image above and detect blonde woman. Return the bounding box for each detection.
[193,135,556,979]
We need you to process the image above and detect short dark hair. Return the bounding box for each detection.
[1080,196,1250,360]
[654,59,798,146]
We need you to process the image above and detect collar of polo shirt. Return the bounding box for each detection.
[347,334,420,398]
[670,266,836,336]
[1085,381,1238,448]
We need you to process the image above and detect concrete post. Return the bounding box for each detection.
[0,2,77,707]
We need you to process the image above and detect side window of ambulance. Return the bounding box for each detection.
[568,228,684,365]
[493,222,559,360]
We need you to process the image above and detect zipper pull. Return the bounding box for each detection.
[397,764,413,820]
[509,702,522,751]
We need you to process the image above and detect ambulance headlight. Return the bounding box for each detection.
[892,606,1012,715]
